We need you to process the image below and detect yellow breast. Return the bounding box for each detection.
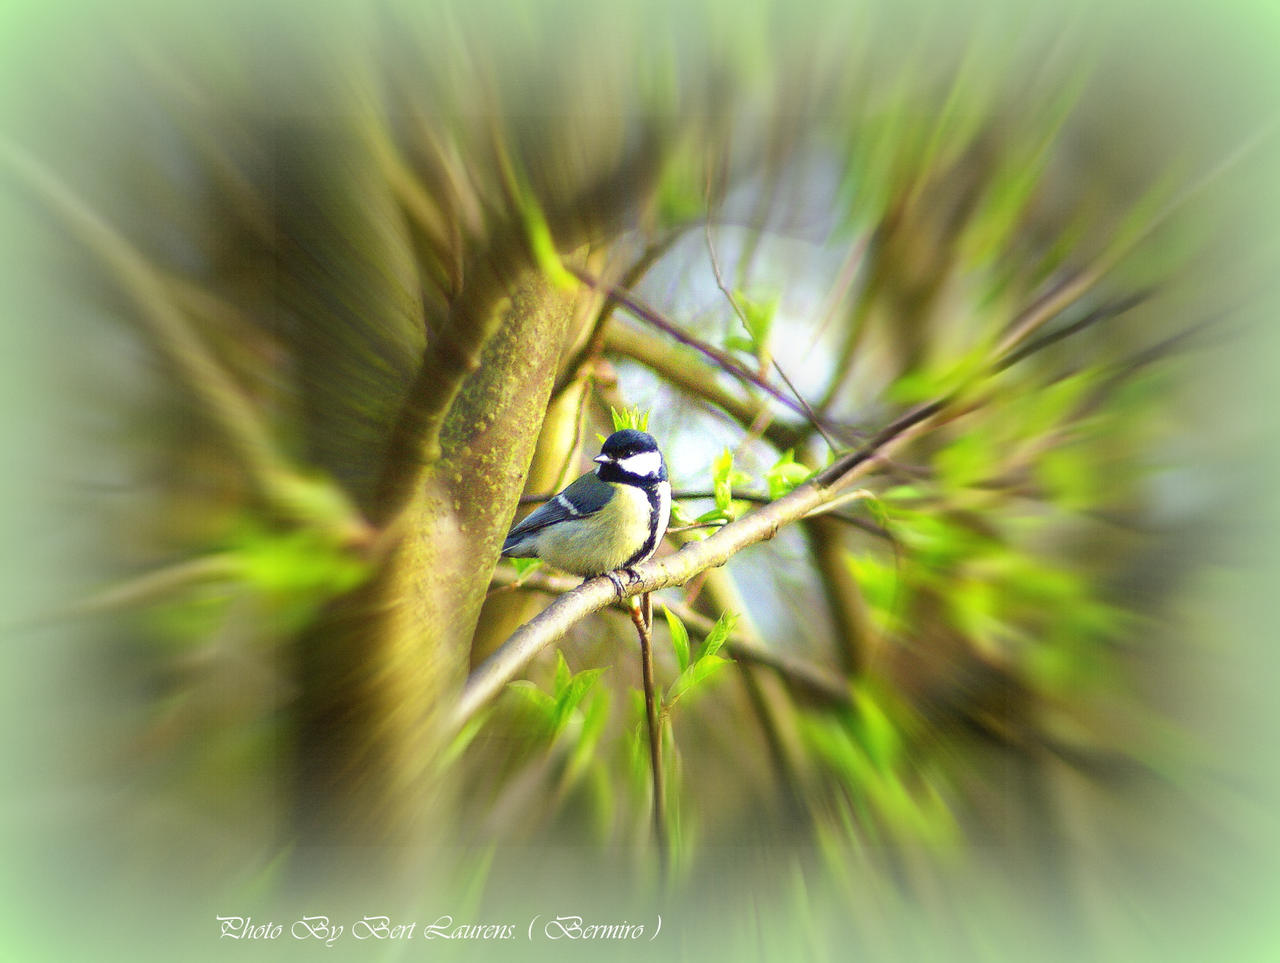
[535,483,654,576]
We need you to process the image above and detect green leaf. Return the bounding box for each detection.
[764,449,813,500]
[524,201,576,290]
[852,688,901,771]
[723,334,756,354]
[697,611,737,662]
[694,507,734,525]
[610,406,649,432]
[738,291,779,349]
[553,650,571,694]
[500,149,574,291]
[506,680,555,716]
[653,143,705,227]
[552,662,605,736]
[510,557,542,577]
[881,484,928,503]
[935,432,994,489]
[844,552,898,614]
[234,525,370,599]
[663,605,691,672]
[666,653,730,709]
[885,343,987,406]
[1024,369,1095,438]
[562,687,611,790]
[712,447,735,511]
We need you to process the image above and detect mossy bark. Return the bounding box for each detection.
[293,274,580,869]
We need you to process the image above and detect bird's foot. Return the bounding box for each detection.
[605,567,641,599]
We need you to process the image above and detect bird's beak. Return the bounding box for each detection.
[593,454,610,465]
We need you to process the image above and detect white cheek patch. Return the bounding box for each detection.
[616,449,662,478]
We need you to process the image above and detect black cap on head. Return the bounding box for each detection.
[599,429,658,458]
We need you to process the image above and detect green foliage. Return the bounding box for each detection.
[550,651,606,738]
[663,604,691,672]
[665,653,730,711]
[503,651,605,742]
[711,447,753,513]
[844,552,899,620]
[696,610,736,662]
[739,292,778,350]
[609,405,650,432]
[232,524,370,599]
[724,290,778,367]
[653,141,706,227]
[664,611,736,712]
[442,706,495,768]
[501,150,577,291]
[885,342,990,406]
[139,520,374,649]
[560,682,611,794]
[712,447,735,509]
[508,556,542,578]
[684,447,755,532]
[667,501,696,531]
[764,449,813,500]
[799,689,957,847]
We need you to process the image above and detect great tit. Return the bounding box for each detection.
[501,429,672,579]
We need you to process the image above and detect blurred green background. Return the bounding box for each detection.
[2,0,1279,960]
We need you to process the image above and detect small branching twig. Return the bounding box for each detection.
[569,265,835,428]
[703,182,839,453]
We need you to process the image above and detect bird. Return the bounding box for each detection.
[501,429,672,585]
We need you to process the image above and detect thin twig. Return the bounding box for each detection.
[769,358,840,452]
[997,121,1276,359]
[995,289,1154,370]
[602,321,816,451]
[569,265,836,428]
[629,598,668,874]
[552,232,686,400]
[703,184,840,453]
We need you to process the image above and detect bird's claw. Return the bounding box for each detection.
[605,567,641,599]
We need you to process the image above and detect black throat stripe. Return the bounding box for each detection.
[623,485,664,568]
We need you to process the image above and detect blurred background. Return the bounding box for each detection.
[2,0,1279,960]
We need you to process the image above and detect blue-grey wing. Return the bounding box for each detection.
[503,472,614,549]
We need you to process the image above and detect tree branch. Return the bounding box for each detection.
[1,141,371,542]
[486,565,853,706]
[519,487,890,540]
[455,447,883,728]
[629,600,668,871]
[602,322,810,451]
[570,265,850,435]
[457,257,1170,729]
[704,185,839,452]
